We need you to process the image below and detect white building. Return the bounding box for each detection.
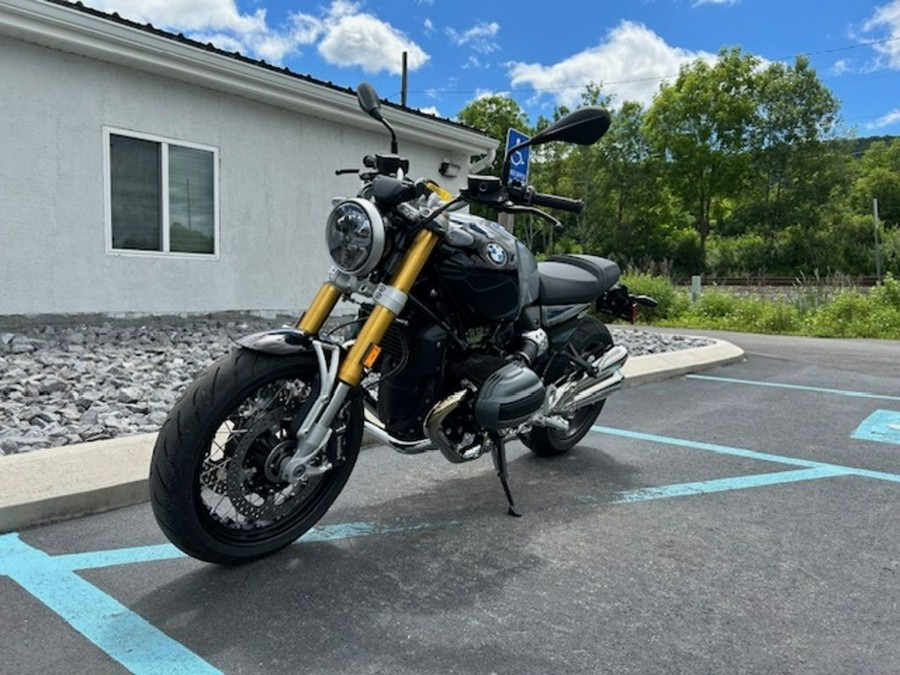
[0,0,495,317]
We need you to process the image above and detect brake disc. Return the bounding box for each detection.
[225,407,306,521]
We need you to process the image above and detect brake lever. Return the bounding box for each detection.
[498,204,563,232]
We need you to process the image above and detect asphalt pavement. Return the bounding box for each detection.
[2,332,899,674]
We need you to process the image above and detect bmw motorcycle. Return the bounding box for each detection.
[149,83,654,564]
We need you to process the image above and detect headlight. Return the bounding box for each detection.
[325,198,386,276]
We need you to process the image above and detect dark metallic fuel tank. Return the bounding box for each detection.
[436,214,539,323]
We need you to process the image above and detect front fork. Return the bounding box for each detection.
[280,228,440,481]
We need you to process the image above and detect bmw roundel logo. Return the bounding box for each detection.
[484,242,507,266]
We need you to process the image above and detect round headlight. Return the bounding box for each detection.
[325,198,386,276]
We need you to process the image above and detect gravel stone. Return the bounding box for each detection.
[0,317,711,456]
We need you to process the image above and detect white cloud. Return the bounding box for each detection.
[692,0,740,6]
[861,0,900,69]
[90,0,266,32]
[507,20,716,109]
[831,58,853,75]
[867,108,900,129]
[417,105,440,116]
[87,0,428,72]
[446,21,500,54]
[318,11,428,74]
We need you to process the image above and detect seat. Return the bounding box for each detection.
[538,255,621,305]
[548,255,621,292]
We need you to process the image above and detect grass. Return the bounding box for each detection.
[619,273,900,340]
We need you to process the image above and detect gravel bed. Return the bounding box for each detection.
[0,319,711,455]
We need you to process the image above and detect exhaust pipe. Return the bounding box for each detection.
[364,407,434,454]
[569,369,625,408]
[425,389,489,464]
[593,345,628,376]
[552,345,628,414]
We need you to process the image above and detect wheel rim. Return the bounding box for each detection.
[195,375,349,545]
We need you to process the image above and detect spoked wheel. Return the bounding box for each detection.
[150,348,363,564]
[524,317,613,457]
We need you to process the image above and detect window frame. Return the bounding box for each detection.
[103,127,220,259]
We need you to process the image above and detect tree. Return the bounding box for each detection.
[853,139,900,227]
[743,56,841,239]
[644,47,759,269]
[457,95,530,177]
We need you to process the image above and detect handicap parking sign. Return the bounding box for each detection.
[505,128,530,184]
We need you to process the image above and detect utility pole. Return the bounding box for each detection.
[401,52,408,107]
[874,198,883,282]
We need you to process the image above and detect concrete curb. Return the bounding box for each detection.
[0,337,743,532]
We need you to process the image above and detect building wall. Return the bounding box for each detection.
[0,35,472,316]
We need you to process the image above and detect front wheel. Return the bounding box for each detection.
[149,348,363,564]
[523,317,613,457]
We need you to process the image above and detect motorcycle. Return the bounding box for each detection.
[149,82,655,564]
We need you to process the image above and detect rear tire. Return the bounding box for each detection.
[524,317,613,457]
[149,348,363,564]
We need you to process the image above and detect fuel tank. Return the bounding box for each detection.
[436,213,539,323]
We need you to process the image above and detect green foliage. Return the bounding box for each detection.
[636,274,900,339]
[871,274,900,309]
[706,234,769,275]
[620,273,690,320]
[454,52,896,279]
[457,95,530,177]
[852,139,900,227]
[678,293,804,334]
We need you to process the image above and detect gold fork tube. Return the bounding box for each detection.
[338,228,440,387]
[297,283,342,334]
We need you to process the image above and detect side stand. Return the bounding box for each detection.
[489,432,522,517]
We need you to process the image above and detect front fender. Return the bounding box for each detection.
[235,329,317,356]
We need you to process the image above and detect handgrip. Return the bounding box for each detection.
[527,190,584,214]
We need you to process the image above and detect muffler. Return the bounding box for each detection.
[552,345,628,414]
[568,369,625,408]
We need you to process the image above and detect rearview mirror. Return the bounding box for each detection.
[357,82,383,121]
[529,107,611,147]
[502,106,611,183]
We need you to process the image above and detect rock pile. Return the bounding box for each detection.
[0,319,710,455]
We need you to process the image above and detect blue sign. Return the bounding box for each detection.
[505,128,531,184]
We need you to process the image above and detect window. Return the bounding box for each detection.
[105,129,219,256]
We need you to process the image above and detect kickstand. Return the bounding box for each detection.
[489,433,522,517]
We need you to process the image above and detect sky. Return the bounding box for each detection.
[82,0,900,137]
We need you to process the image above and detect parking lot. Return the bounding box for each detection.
[2,345,900,674]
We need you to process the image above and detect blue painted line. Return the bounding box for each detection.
[600,466,850,504]
[0,520,446,673]
[54,520,442,571]
[852,410,900,446]
[591,425,900,484]
[686,374,900,402]
[591,424,821,468]
[53,543,184,571]
[0,533,221,675]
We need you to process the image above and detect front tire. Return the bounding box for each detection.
[524,317,613,457]
[149,348,363,564]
